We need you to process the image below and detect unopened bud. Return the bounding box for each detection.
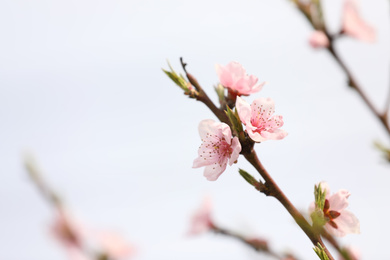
[225,106,243,136]
[163,61,196,96]
[238,169,261,190]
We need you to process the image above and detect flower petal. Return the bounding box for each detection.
[228,136,241,166]
[236,96,252,126]
[328,190,350,212]
[332,210,360,237]
[251,97,275,123]
[216,64,233,87]
[220,123,232,145]
[309,30,330,48]
[246,126,267,142]
[342,0,375,42]
[198,119,219,139]
[192,143,221,168]
[260,129,288,140]
[203,161,227,181]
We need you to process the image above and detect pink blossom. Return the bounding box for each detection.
[236,96,287,142]
[309,30,330,48]
[342,0,375,42]
[312,182,360,237]
[188,197,214,235]
[51,210,91,260]
[92,231,135,259]
[193,119,241,181]
[51,209,134,260]
[215,62,265,96]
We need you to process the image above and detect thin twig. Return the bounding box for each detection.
[180,58,230,125]
[292,2,390,137]
[213,226,285,260]
[24,154,61,207]
[326,42,390,136]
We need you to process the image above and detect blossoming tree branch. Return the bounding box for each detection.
[298,0,390,161]
[164,59,360,260]
[24,155,135,260]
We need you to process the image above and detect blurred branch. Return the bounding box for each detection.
[24,153,61,207]
[326,42,390,137]
[291,1,390,139]
[212,226,290,260]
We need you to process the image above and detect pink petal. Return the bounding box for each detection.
[188,197,213,235]
[220,122,232,145]
[309,31,330,48]
[228,136,241,166]
[264,115,284,131]
[216,62,263,95]
[192,143,222,168]
[342,0,375,42]
[246,126,267,142]
[236,97,252,126]
[249,79,266,93]
[260,129,288,140]
[51,209,87,248]
[331,210,360,237]
[328,190,350,212]
[198,119,220,140]
[216,64,234,87]
[203,160,228,181]
[94,231,135,259]
[251,97,275,122]
[225,61,246,79]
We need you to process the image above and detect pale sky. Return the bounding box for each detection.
[0,0,389,259]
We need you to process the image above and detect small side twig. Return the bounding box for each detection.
[24,154,61,207]
[212,226,286,260]
[180,58,230,125]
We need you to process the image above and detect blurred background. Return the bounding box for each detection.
[1,0,389,259]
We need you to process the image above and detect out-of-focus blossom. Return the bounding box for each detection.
[188,197,214,235]
[340,246,360,260]
[193,119,241,181]
[51,210,91,260]
[342,0,375,42]
[93,231,135,259]
[216,62,265,96]
[309,30,330,48]
[51,209,134,260]
[236,97,287,142]
[311,182,360,237]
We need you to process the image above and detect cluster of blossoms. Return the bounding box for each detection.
[168,60,361,257]
[309,0,375,48]
[193,62,287,180]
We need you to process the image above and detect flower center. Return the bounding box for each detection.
[213,138,232,158]
[323,199,341,229]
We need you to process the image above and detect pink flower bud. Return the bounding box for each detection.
[216,62,265,96]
